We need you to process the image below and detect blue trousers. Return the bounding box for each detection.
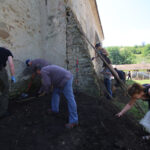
[51,77,78,124]
[104,78,112,98]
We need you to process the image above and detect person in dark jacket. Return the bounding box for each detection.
[36,65,78,129]
[114,68,126,87]
[0,47,16,118]
[114,68,126,83]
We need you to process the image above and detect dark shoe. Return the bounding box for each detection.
[65,123,78,129]
[46,109,59,116]
[0,112,11,119]
[106,95,113,100]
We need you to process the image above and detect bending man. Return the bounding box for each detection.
[36,65,78,129]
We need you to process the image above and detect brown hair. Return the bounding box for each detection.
[128,83,144,97]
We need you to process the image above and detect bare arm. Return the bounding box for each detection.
[8,56,15,76]
[116,98,136,117]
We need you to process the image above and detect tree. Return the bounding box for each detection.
[107,47,122,64]
[120,49,136,64]
[106,46,136,64]
[143,44,150,56]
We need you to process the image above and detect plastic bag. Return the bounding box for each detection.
[140,111,150,133]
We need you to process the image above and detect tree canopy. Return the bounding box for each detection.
[106,44,150,64]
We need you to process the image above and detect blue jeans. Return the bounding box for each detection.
[51,77,78,124]
[104,78,112,99]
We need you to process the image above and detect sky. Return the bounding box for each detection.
[96,0,150,47]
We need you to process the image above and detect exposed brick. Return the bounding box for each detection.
[66,8,99,96]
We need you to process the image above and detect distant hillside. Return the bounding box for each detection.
[105,44,150,64]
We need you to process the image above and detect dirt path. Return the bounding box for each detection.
[0,93,150,150]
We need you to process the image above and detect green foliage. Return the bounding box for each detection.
[143,44,150,56]
[131,47,142,54]
[106,47,136,64]
[120,48,136,64]
[106,44,150,64]
[107,47,122,64]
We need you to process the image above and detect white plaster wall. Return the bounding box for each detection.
[67,0,104,75]
[0,0,43,80]
[0,0,67,81]
[0,0,103,90]
[67,0,102,43]
[43,0,67,67]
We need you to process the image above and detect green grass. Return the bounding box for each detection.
[126,80,135,85]
[133,80,150,84]
[126,79,150,85]
[113,100,146,120]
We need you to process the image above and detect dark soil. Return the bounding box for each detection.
[0,92,150,150]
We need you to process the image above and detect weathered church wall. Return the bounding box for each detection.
[0,0,67,81]
[66,8,98,95]
[66,0,104,95]
[0,0,104,96]
[67,0,103,42]
[0,0,43,81]
[41,0,67,67]
[66,0,104,76]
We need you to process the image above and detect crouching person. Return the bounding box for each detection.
[35,65,78,129]
[116,83,150,140]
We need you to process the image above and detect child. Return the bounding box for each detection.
[116,83,150,139]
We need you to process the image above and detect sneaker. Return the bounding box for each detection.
[65,123,78,129]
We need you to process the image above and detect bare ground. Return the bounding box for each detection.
[0,92,150,150]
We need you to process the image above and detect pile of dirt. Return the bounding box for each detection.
[0,92,150,150]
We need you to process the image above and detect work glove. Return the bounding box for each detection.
[11,76,16,83]
[21,93,29,98]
